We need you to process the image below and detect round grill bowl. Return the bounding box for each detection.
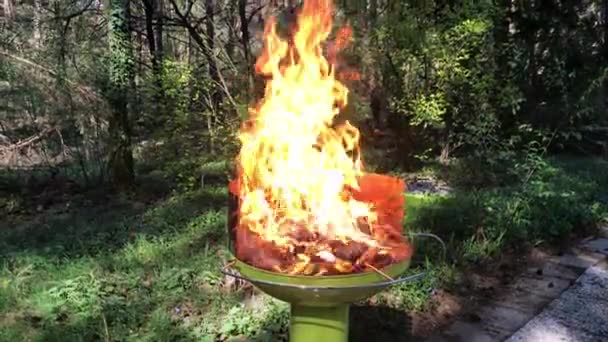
[222,257,418,342]
[229,256,412,307]
[224,178,441,341]
[225,176,416,307]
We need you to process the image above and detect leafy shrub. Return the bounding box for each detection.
[212,300,289,341]
[46,274,104,320]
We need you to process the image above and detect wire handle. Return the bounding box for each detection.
[409,232,449,263]
[220,265,426,290]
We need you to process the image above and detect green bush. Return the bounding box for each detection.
[406,157,608,264]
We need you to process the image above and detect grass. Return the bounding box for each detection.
[0,186,246,341]
[1,156,607,341]
[408,156,608,260]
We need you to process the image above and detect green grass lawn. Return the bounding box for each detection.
[1,157,607,341]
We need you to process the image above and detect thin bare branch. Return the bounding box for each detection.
[0,49,102,102]
[0,127,55,153]
[168,0,238,109]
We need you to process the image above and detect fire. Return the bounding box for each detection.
[231,0,411,275]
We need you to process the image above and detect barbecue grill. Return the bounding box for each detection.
[222,187,443,342]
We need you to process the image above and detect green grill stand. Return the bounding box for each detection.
[221,233,446,342]
[290,305,350,342]
[222,259,422,342]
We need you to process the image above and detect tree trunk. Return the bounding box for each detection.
[238,0,253,88]
[107,0,135,191]
[369,0,377,22]
[603,0,608,112]
[143,0,164,112]
[186,0,192,64]
[263,0,275,18]
[205,0,223,109]
[255,0,264,23]
[154,0,164,62]
[225,0,237,62]
[33,0,42,48]
[494,0,515,125]
[521,1,538,116]
[142,1,157,73]
[366,0,385,130]
[2,0,15,21]
[169,0,236,109]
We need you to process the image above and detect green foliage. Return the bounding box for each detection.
[460,231,505,263]
[219,305,261,338]
[406,157,608,264]
[3,0,608,340]
[368,0,606,164]
[0,186,238,341]
[214,300,289,340]
[408,93,446,128]
[377,263,455,312]
[389,13,500,155]
[136,59,238,191]
[159,59,197,123]
[1,155,607,341]
[45,274,104,319]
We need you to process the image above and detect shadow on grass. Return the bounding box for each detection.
[0,303,196,342]
[0,184,229,260]
[350,305,413,342]
[251,303,414,342]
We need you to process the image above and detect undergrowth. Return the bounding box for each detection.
[1,156,606,341]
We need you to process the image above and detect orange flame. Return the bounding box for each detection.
[234,0,410,274]
[237,0,374,246]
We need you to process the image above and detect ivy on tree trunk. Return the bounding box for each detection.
[107,0,135,191]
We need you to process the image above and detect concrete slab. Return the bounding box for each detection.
[506,314,605,342]
[549,249,605,270]
[491,289,554,314]
[427,242,607,342]
[598,223,608,238]
[583,238,608,255]
[477,305,530,339]
[525,260,581,281]
[507,275,571,298]
[478,304,530,330]
[441,321,495,342]
[506,263,608,341]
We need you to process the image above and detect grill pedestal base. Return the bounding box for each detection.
[290,304,349,342]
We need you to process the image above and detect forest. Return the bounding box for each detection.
[1,0,608,341]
